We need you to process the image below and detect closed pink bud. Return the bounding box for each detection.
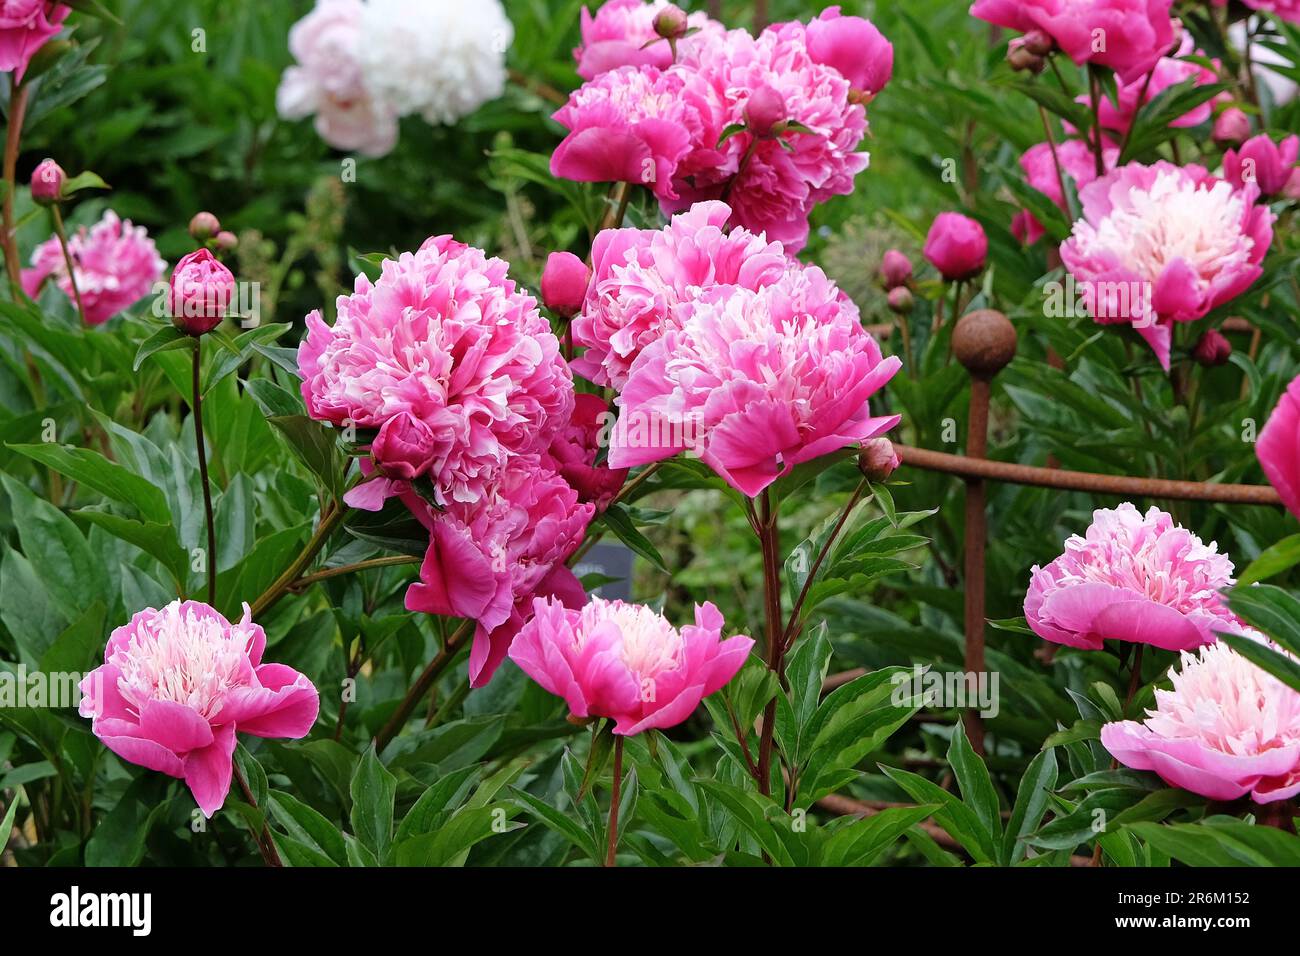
[887,285,914,314]
[1021,29,1054,56]
[169,248,235,335]
[189,211,221,241]
[372,411,438,479]
[215,230,238,252]
[30,158,64,205]
[1285,167,1300,201]
[541,251,591,319]
[653,3,688,40]
[1213,108,1250,146]
[859,437,900,482]
[1007,39,1045,74]
[1192,329,1231,367]
[744,84,786,139]
[880,249,912,289]
[924,212,988,282]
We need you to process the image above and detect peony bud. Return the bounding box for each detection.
[923,212,988,282]
[1192,329,1231,367]
[1213,108,1250,147]
[541,251,591,319]
[372,411,438,479]
[880,249,913,290]
[652,3,688,40]
[744,84,787,139]
[1021,29,1054,56]
[215,230,238,253]
[859,438,900,482]
[887,286,914,314]
[1007,39,1045,74]
[29,158,64,205]
[189,211,221,241]
[169,248,235,335]
[1284,167,1300,201]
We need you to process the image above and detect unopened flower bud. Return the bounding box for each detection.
[189,211,221,241]
[653,3,688,40]
[1007,40,1045,74]
[169,248,235,335]
[1192,329,1231,367]
[744,84,786,139]
[1213,108,1250,147]
[887,286,914,314]
[1285,167,1300,201]
[215,230,238,253]
[880,249,912,290]
[30,158,64,205]
[859,438,901,482]
[541,251,591,319]
[1021,29,1053,57]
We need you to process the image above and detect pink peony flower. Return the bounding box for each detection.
[299,235,574,507]
[608,266,901,498]
[78,601,320,818]
[509,597,754,735]
[1059,161,1273,370]
[570,200,788,390]
[550,64,707,203]
[801,5,893,95]
[1101,641,1300,803]
[276,0,398,157]
[1213,0,1300,25]
[401,459,595,687]
[1025,503,1243,652]
[542,392,628,510]
[169,248,235,335]
[540,251,591,319]
[970,0,1179,82]
[574,0,722,80]
[1223,133,1300,198]
[923,212,987,281]
[1084,36,1221,136]
[668,24,870,251]
[0,0,68,83]
[1258,375,1300,521]
[22,210,166,326]
[1015,138,1117,244]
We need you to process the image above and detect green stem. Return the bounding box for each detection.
[248,503,347,618]
[50,205,86,325]
[192,341,217,604]
[605,735,624,867]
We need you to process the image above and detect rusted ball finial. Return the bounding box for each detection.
[952,309,1017,378]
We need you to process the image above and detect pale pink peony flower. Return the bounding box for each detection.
[298,235,574,507]
[1025,503,1243,652]
[570,200,788,390]
[542,392,628,510]
[574,0,722,80]
[668,25,870,251]
[608,266,901,498]
[276,0,398,157]
[401,459,595,687]
[970,0,1179,82]
[1084,36,1222,135]
[78,601,319,818]
[550,64,707,203]
[1102,640,1300,803]
[1059,161,1273,370]
[1014,138,1117,245]
[509,597,753,735]
[1258,375,1300,521]
[0,0,68,83]
[22,210,166,325]
[1223,133,1300,198]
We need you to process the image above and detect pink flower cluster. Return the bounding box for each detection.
[570,201,787,390]
[298,235,573,507]
[1059,161,1273,370]
[574,0,722,80]
[1084,36,1223,136]
[23,210,166,325]
[1102,641,1300,803]
[553,3,891,251]
[1025,503,1243,652]
[79,601,319,817]
[509,597,753,735]
[608,263,901,498]
[0,0,68,83]
[1012,139,1117,246]
[970,0,1179,82]
[1224,133,1300,199]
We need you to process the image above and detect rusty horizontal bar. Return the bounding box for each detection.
[896,445,1281,506]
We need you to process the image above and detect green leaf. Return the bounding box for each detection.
[1222,584,1300,659]
[59,169,111,199]
[1119,80,1230,163]
[597,503,667,572]
[510,787,600,861]
[1,473,110,612]
[882,765,996,863]
[349,745,397,864]
[85,776,174,867]
[268,790,347,866]
[1126,819,1300,867]
[1219,631,1300,695]
[266,416,343,497]
[1238,535,1300,586]
[948,721,1001,847]
[0,786,21,853]
[133,324,192,371]
[818,804,938,867]
[7,443,170,523]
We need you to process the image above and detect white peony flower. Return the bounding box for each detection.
[357,0,513,126]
